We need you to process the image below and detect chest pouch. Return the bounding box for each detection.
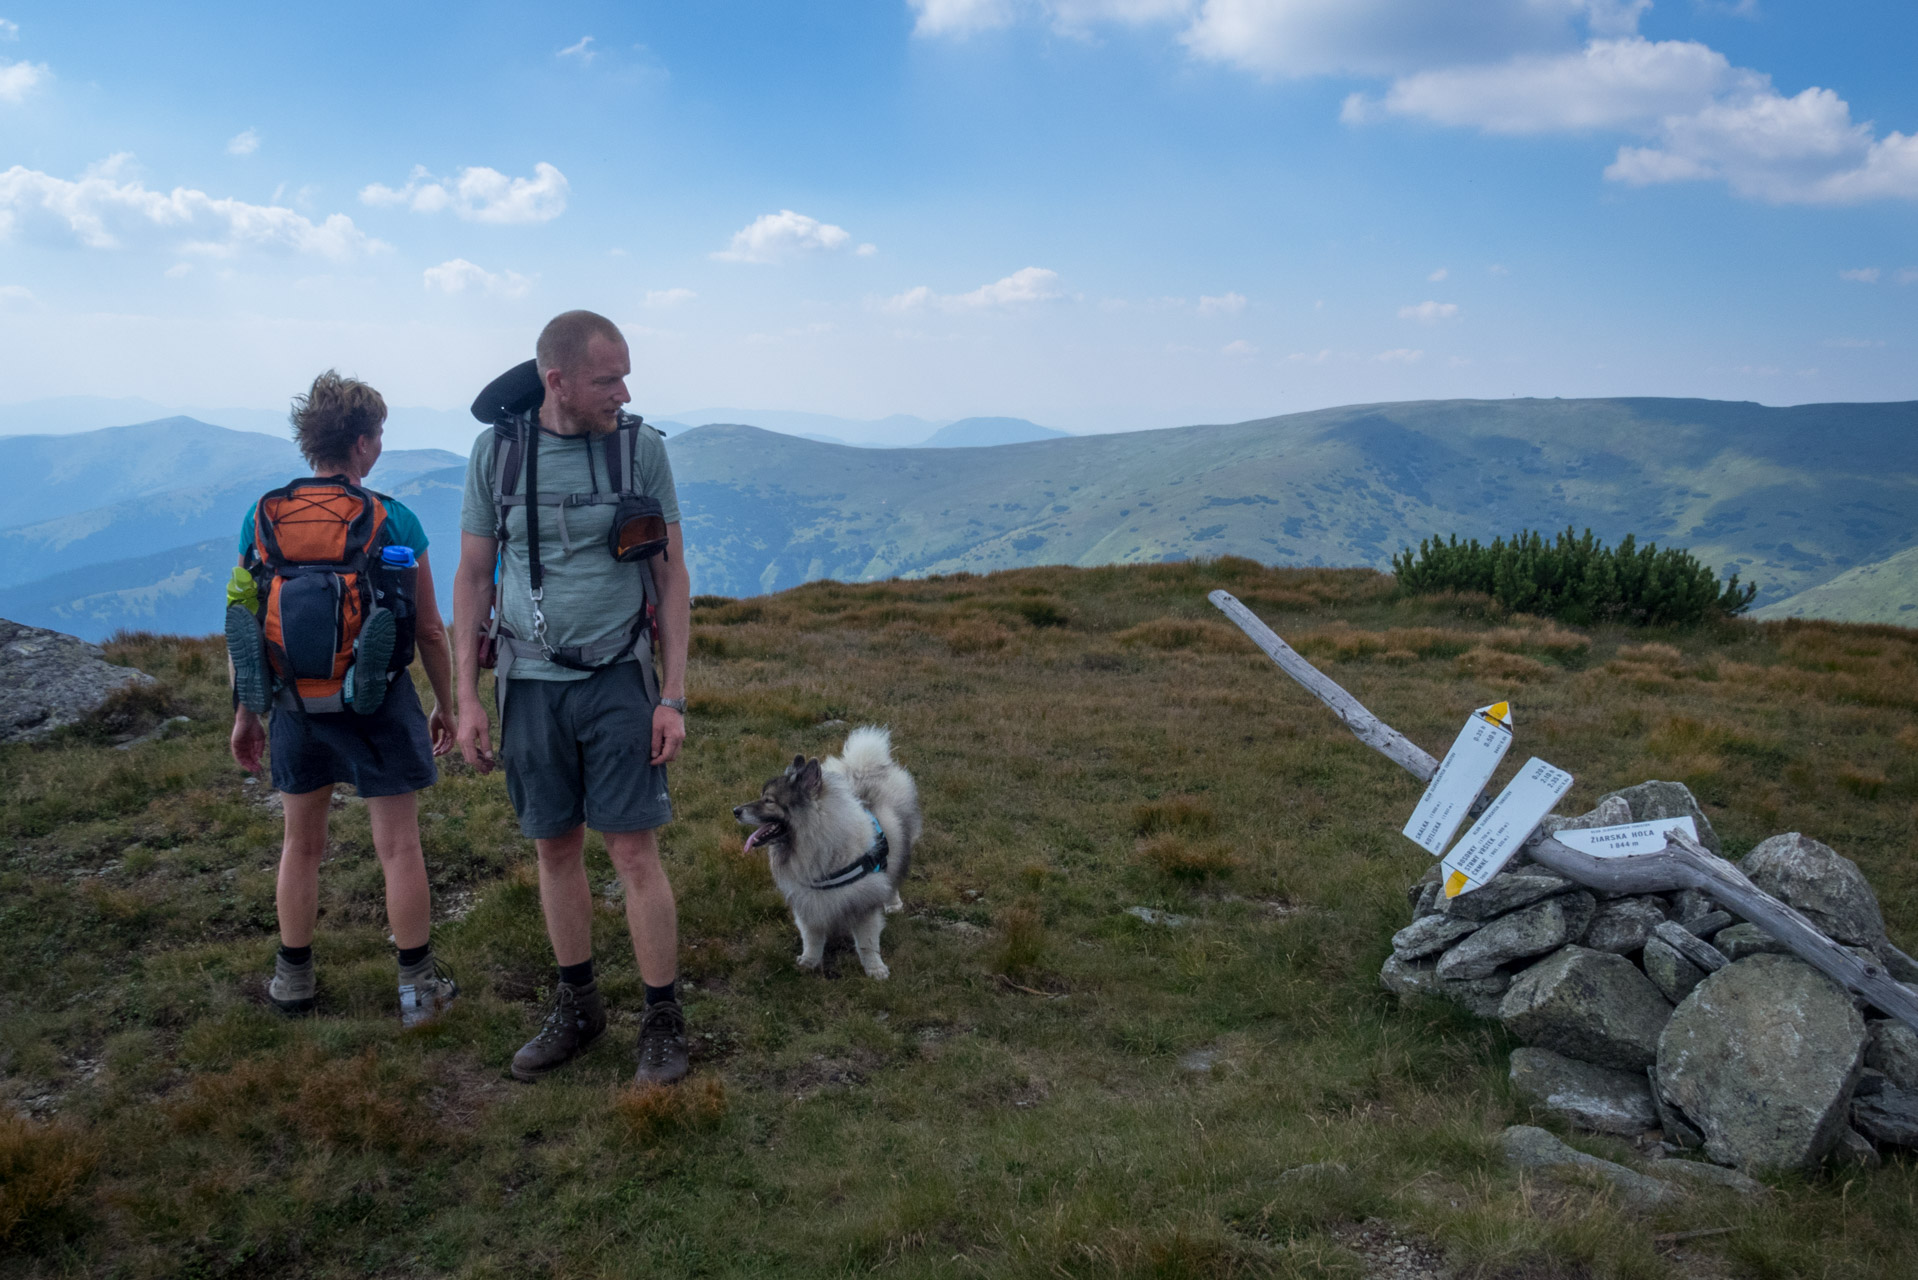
[610,494,668,562]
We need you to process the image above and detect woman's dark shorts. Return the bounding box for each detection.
[269,676,438,797]
[500,661,671,839]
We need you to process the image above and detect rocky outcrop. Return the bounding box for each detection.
[1497,1126,1681,1208]
[1741,833,1886,949]
[0,619,154,743]
[1654,955,1867,1172]
[1500,946,1672,1070]
[1508,1047,1657,1135]
[1604,779,1721,854]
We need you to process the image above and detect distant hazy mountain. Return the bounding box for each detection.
[7,397,1915,640]
[1753,545,1918,625]
[0,397,485,454]
[920,417,1069,447]
[0,419,300,528]
[662,407,947,448]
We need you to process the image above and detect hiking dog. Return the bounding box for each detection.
[735,727,922,979]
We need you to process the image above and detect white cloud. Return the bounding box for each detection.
[163,262,192,279]
[360,163,569,224]
[227,128,260,157]
[881,266,1063,312]
[559,36,596,62]
[1488,263,1510,275]
[1222,338,1257,355]
[1427,267,1448,281]
[1198,291,1247,314]
[1344,37,1737,133]
[0,282,32,301]
[1181,0,1610,79]
[1398,300,1459,322]
[909,0,1019,36]
[1838,267,1880,283]
[643,287,697,308]
[714,209,859,263]
[0,56,47,102]
[1374,347,1424,363]
[1898,268,1918,285]
[856,242,878,256]
[1285,348,1335,363]
[423,258,533,298]
[0,155,384,259]
[0,18,18,38]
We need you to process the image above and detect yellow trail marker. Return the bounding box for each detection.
[1402,701,1514,856]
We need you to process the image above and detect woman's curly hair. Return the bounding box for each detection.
[290,370,386,469]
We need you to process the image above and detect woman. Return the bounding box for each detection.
[229,370,460,1026]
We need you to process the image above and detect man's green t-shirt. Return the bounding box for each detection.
[459,417,681,682]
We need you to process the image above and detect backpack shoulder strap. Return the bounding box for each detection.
[490,420,526,541]
[604,419,641,497]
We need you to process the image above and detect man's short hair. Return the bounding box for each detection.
[536,310,625,378]
[290,370,386,469]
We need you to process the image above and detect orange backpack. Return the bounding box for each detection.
[244,476,413,713]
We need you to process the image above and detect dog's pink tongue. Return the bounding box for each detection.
[744,823,776,854]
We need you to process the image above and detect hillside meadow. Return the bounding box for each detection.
[3,558,1917,1278]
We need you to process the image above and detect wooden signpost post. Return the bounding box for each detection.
[1207,588,1918,1036]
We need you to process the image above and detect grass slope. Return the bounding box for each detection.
[1755,543,1918,625]
[671,397,1918,605]
[3,562,1917,1277]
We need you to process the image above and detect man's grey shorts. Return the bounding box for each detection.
[500,661,672,839]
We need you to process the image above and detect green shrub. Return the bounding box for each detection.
[1392,527,1756,627]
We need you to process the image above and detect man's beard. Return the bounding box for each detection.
[556,397,619,437]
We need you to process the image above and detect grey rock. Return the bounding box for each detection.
[1440,870,1575,922]
[1882,944,1918,985]
[1509,1046,1658,1135]
[1497,1125,1681,1208]
[1437,897,1571,981]
[1833,1126,1883,1168]
[1560,891,1599,945]
[1379,954,1510,1019]
[1866,1020,1918,1091]
[0,619,155,743]
[1714,922,1791,961]
[1673,888,1719,926]
[1408,863,1443,919]
[114,714,190,750]
[1499,946,1674,1070]
[1685,910,1734,938]
[1643,935,1708,1005]
[1584,896,1670,955]
[1598,779,1720,854]
[1537,795,1633,839]
[1652,920,1728,974]
[1644,1158,1766,1196]
[1125,906,1188,927]
[1854,1067,1888,1097]
[1655,954,1868,1172]
[1852,1083,1918,1148]
[1392,912,1480,961]
[1649,1064,1705,1149]
[1742,832,1885,948]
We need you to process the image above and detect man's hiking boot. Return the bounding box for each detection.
[511,980,606,1082]
[349,607,396,715]
[226,603,271,715]
[268,952,316,1015]
[634,998,689,1086]
[398,955,459,1029]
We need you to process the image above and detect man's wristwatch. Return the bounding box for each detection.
[659,697,687,714]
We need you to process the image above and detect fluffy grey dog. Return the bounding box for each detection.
[735,726,922,979]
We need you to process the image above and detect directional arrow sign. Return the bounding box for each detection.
[1402,701,1513,856]
[1442,757,1574,897]
[1552,816,1698,859]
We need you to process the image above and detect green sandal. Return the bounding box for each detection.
[226,603,272,714]
[350,607,396,715]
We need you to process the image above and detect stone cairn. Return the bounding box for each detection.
[1383,779,1918,1174]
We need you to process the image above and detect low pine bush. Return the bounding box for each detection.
[1392,526,1756,627]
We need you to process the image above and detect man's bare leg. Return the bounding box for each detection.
[604,828,677,986]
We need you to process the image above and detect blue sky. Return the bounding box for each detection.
[1,0,1914,446]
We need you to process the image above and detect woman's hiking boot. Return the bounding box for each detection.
[511,980,606,1081]
[398,954,460,1029]
[634,998,689,1085]
[349,607,395,715]
[268,952,317,1015]
[226,603,272,715]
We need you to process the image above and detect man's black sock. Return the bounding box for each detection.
[279,943,313,966]
[397,943,430,969]
[558,959,596,988]
[644,980,677,1007]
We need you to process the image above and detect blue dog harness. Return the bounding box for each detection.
[809,809,890,890]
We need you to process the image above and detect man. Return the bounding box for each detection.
[453,310,691,1085]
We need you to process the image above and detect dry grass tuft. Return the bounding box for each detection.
[1133,794,1217,836]
[166,1045,442,1158]
[613,1077,727,1146]
[1615,641,1684,667]
[1116,617,1244,652]
[1454,648,1554,683]
[0,1111,95,1245]
[1135,833,1239,881]
[994,904,1048,976]
[1840,765,1888,800]
[944,618,1012,654]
